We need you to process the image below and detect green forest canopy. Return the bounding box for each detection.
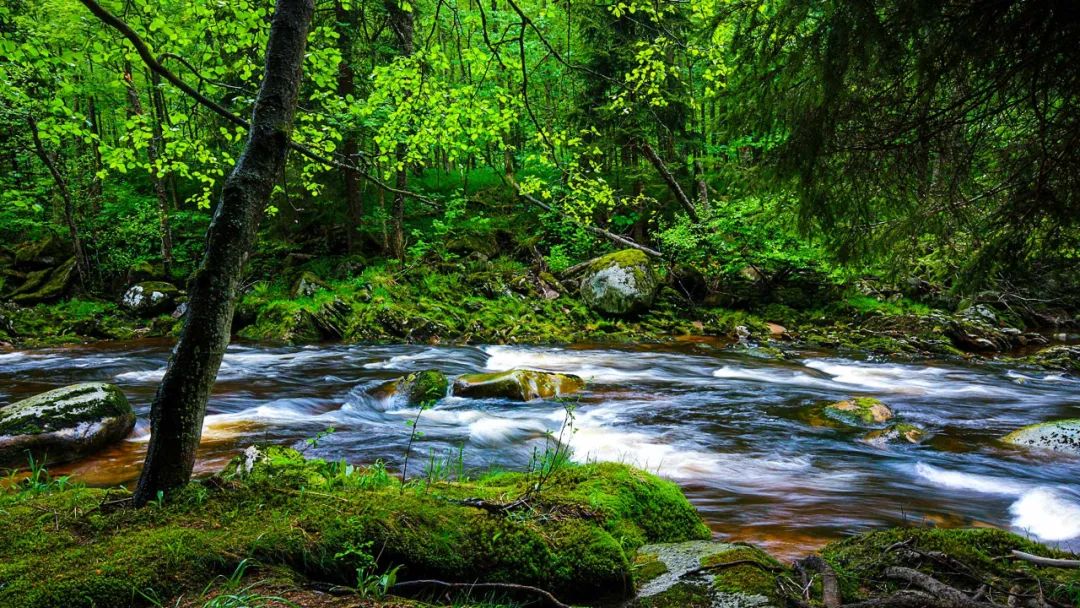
[1,0,1077,295]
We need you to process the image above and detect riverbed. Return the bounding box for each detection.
[2,339,1078,558]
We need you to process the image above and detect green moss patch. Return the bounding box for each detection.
[0,448,709,608]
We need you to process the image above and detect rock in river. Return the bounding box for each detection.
[453,369,584,402]
[1002,419,1080,455]
[824,397,894,426]
[371,369,449,405]
[862,423,926,446]
[0,382,135,469]
[579,249,659,316]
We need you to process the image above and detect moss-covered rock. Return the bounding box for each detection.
[579,249,660,316]
[120,281,180,316]
[824,397,894,426]
[10,257,77,304]
[630,541,782,607]
[0,448,710,607]
[372,369,449,405]
[452,369,584,402]
[862,423,926,446]
[0,383,135,469]
[1023,344,1080,373]
[1002,418,1080,455]
[290,271,328,298]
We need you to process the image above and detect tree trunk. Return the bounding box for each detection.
[131,0,315,505]
[123,63,175,276]
[641,141,699,222]
[27,116,91,289]
[335,0,364,254]
[385,0,414,262]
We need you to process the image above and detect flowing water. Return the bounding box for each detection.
[2,339,1079,558]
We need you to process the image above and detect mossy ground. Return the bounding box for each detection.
[0,448,709,608]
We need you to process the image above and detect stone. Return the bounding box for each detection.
[371,370,449,405]
[0,383,135,469]
[579,249,659,316]
[863,423,926,446]
[824,398,894,426]
[452,369,584,402]
[1002,419,1080,455]
[121,281,180,315]
[631,540,781,607]
[290,271,328,298]
[10,257,77,304]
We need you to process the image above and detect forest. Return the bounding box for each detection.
[1,0,1079,606]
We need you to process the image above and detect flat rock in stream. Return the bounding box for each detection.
[0,382,135,469]
[631,540,780,607]
[452,369,584,402]
[1002,418,1080,455]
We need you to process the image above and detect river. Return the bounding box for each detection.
[2,339,1078,558]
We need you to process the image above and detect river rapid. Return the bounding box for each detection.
[2,339,1078,558]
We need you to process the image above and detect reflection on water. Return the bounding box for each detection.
[2,339,1079,558]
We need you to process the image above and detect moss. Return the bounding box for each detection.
[631,582,716,607]
[632,552,669,587]
[821,528,1080,603]
[703,544,784,599]
[823,398,894,426]
[0,450,708,607]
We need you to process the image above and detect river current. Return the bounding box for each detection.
[2,339,1078,557]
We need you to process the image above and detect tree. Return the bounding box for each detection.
[76,0,316,504]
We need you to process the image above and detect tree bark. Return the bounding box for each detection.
[385,0,414,262]
[334,0,364,254]
[127,0,315,505]
[641,141,700,222]
[27,116,91,289]
[123,63,175,276]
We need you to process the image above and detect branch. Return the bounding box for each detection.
[1010,550,1080,569]
[883,567,1001,608]
[504,176,665,259]
[76,0,437,208]
[641,142,700,222]
[390,580,571,608]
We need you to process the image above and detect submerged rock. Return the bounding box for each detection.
[1002,418,1080,455]
[579,249,659,316]
[121,281,180,315]
[452,369,584,402]
[0,382,135,469]
[862,423,926,446]
[371,369,449,405]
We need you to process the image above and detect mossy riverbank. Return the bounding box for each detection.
[2,256,1077,375]
[3,449,1077,608]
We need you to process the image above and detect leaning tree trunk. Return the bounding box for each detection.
[132,0,315,505]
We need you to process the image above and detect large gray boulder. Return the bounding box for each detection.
[579,249,659,316]
[1003,419,1080,455]
[0,383,136,469]
[121,281,180,315]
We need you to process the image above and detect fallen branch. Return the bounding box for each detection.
[798,555,841,608]
[390,579,571,608]
[640,142,700,223]
[843,590,967,608]
[1010,550,1080,569]
[883,567,1000,608]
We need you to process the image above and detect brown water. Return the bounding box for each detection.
[2,340,1079,559]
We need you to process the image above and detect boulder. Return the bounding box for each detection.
[121,281,180,315]
[1002,419,1080,455]
[12,236,70,270]
[10,257,77,304]
[0,383,135,469]
[824,397,894,426]
[372,370,449,405]
[631,540,783,607]
[863,423,926,446]
[452,369,584,402]
[799,397,895,429]
[579,249,659,316]
[290,271,328,298]
[1024,345,1080,373]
